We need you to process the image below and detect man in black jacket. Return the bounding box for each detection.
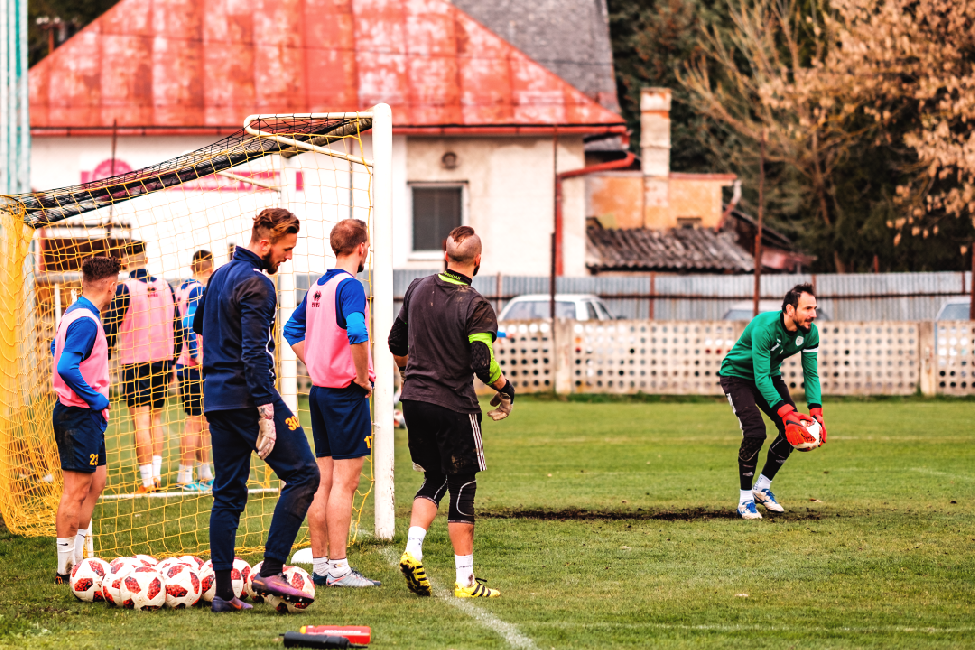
[389,225,515,599]
[194,207,319,612]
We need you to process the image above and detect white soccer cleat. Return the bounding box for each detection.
[752,487,784,512]
[736,500,762,520]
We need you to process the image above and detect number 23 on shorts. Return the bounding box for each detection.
[89,454,98,466]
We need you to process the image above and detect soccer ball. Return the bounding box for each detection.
[265,566,316,613]
[70,558,110,602]
[156,557,189,574]
[135,554,158,567]
[198,560,216,603]
[164,564,202,609]
[180,555,205,570]
[246,561,264,603]
[125,566,166,611]
[232,558,251,600]
[103,563,137,608]
[109,557,143,575]
[793,419,823,451]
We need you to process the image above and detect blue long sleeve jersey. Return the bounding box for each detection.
[283,269,369,346]
[49,297,110,411]
[102,268,184,359]
[176,279,205,366]
[193,246,280,411]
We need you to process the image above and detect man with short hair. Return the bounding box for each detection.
[718,283,827,520]
[388,225,515,599]
[174,249,215,492]
[194,207,320,612]
[52,256,121,583]
[284,218,380,588]
[103,244,183,493]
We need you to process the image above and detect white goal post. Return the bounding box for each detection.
[243,104,395,540]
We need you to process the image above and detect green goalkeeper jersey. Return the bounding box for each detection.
[719,311,822,411]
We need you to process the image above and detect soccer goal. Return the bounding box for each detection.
[0,105,395,557]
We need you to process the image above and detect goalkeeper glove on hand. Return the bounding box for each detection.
[487,380,515,421]
[399,366,407,383]
[256,404,277,460]
[777,404,816,449]
[809,407,826,445]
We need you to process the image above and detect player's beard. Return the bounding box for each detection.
[262,251,279,275]
[358,259,365,273]
[472,262,480,277]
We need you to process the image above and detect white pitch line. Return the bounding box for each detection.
[380,548,539,650]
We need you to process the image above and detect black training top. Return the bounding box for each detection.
[389,270,498,414]
[193,246,280,412]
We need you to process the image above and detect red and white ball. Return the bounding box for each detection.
[155,557,188,575]
[125,566,165,611]
[198,560,216,603]
[179,555,205,570]
[103,563,136,608]
[70,558,110,602]
[265,566,316,613]
[135,554,158,567]
[793,419,823,451]
[231,558,251,599]
[163,564,202,609]
[245,561,264,603]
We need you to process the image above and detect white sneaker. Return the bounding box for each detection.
[736,501,762,520]
[752,487,784,512]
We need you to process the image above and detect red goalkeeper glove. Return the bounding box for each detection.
[777,404,816,450]
[809,407,826,445]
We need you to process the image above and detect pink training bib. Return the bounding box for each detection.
[304,273,375,389]
[175,280,204,367]
[118,277,175,365]
[52,307,110,420]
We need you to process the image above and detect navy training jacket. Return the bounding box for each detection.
[193,246,279,412]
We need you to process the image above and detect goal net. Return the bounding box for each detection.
[0,106,395,558]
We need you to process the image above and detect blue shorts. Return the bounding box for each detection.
[177,367,203,416]
[309,384,372,460]
[53,401,107,473]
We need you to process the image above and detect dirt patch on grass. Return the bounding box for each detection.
[481,507,826,522]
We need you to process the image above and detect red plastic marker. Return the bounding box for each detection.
[298,627,371,645]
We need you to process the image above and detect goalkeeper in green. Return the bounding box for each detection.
[718,283,827,520]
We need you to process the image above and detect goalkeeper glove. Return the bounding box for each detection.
[399,366,407,383]
[487,380,515,421]
[777,404,816,449]
[256,404,277,460]
[809,406,826,445]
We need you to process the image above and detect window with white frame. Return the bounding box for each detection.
[412,186,463,252]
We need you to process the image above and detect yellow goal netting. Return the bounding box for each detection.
[0,111,393,558]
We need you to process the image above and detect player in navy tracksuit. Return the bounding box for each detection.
[193,208,320,612]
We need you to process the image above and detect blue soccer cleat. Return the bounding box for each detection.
[752,487,784,512]
[312,572,328,586]
[736,500,762,520]
[211,596,253,612]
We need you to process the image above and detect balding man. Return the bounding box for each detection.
[388,225,515,599]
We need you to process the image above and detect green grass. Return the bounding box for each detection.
[1,397,974,648]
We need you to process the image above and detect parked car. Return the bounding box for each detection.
[936,297,970,321]
[498,294,617,321]
[722,300,830,321]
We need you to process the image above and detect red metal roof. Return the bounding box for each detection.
[29,0,625,133]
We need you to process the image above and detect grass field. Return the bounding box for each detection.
[1,395,973,649]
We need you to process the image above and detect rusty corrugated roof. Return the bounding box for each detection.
[29,0,625,131]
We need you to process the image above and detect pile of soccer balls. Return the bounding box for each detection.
[69,555,316,612]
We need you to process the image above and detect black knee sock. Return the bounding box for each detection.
[261,557,284,577]
[760,434,794,481]
[215,569,234,601]
[738,437,766,490]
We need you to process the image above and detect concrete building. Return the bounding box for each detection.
[28,0,626,279]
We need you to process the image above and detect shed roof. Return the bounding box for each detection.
[586,222,755,273]
[29,0,625,134]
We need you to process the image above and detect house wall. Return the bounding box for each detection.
[586,173,734,232]
[404,135,586,277]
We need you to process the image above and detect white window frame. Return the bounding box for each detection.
[407,181,468,260]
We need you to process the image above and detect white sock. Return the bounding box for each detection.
[312,556,329,577]
[197,463,213,481]
[152,455,162,479]
[740,489,754,504]
[139,464,153,488]
[74,528,88,563]
[405,526,427,560]
[454,554,474,588]
[56,538,75,574]
[328,557,351,578]
[177,464,193,484]
[754,474,772,491]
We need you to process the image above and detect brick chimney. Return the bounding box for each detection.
[640,87,671,229]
